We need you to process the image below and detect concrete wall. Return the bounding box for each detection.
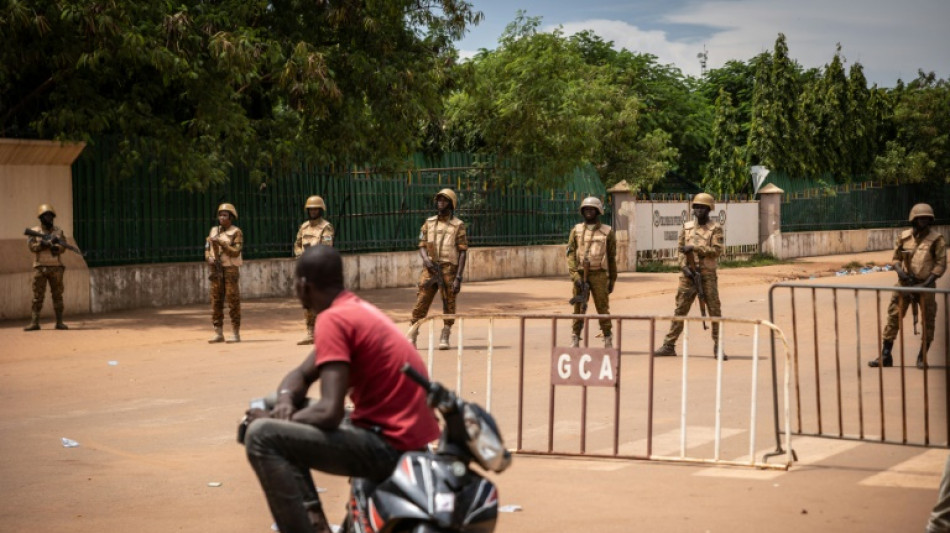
[88,245,575,315]
[765,226,950,260]
[0,139,89,320]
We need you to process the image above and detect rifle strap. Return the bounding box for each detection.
[580,225,593,265]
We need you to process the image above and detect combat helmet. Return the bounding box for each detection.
[909,203,934,221]
[37,204,56,217]
[435,188,458,210]
[578,196,604,215]
[305,195,327,212]
[692,193,715,210]
[217,203,238,220]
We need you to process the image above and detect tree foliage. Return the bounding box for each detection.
[873,71,950,184]
[747,34,804,175]
[703,89,747,194]
[0,0,481,189]
[441,17,695,190]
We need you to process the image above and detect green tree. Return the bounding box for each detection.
[703,88,747,194]
[700,57,763,149]
[873,71,950,184]
[442,14,675,189]
[571,31,711,182]
[0,0,481,189]
[747,34,805,174]
[809,46,851,178]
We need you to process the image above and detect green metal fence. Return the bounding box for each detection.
[763,172,950,232]
[71,147,610,267]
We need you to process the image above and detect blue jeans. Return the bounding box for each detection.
[245,418,402,533]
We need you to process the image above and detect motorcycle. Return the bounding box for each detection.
[239,363,512,533]
[341,363,512,532]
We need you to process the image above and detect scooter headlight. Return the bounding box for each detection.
[463,403,511,473]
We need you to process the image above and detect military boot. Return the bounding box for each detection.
[407,327,420,348]
[54,309,68,330]
[438,325,451,350]
[604,334,613,349]
[654,343,677,357]
[713,343,729,361]
[24,311,41,331]
[868,339,893,368]
[208,326,225,343]
[227,327,241,343]
[297,326,314,346]
[917,348,927,370]
[570,334,580,348]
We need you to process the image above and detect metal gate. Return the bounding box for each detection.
[408,313,794,470]
[768,282,949,449]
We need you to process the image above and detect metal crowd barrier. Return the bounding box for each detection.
[768,282,949,449]
[407,313,794,470]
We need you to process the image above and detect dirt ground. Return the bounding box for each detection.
[1,250,946,532]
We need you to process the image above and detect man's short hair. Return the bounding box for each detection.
[297,246,344,290]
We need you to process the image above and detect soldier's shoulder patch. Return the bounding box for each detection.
[322,235,333,243]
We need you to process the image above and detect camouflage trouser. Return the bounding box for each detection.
[210,266,241,328]
[572,270,611,336]
[31,266,65,313]
[411,263,458,327]
[883,286,937,351]
[663,270,722,346]
[304,308,316,329]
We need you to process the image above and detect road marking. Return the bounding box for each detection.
[692,436,863,479]
[588,426,746,457]
[785,436,864,464]
[859,448,947,490]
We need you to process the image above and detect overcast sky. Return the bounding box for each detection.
[454,0,949,87]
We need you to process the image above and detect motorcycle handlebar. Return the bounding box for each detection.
[401,363,457,412]
[401,363,431,389]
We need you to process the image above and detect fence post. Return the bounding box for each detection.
[607,180,636,272]
[757,183,784,258]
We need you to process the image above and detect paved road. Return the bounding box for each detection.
[0,250,945,532]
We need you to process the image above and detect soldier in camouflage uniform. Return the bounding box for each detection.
[567,196,618,348]
[293,195,334,345]
[869,203,946,369]
[408,189,468,350]
[206,203,244,343]
[24,204,70,331]
[655,193,727,359]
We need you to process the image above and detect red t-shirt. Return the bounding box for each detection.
[314,290,440,451]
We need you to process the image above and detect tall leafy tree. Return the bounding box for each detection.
[809,46,851,178]
[873,71,950,184]
[443,14,676,189]
[844,63,880,177]
[571,31,711,182]
[747,33,805,174]
[0,0,481,189]
[700,57,764,150]
[703,88,747,194]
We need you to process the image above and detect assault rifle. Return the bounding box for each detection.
[207,227,225,277]
[569,259,591,314]
[24,228,85,256]
[899,250,920,335]
[423,262,450,315]
[684,249,708,330]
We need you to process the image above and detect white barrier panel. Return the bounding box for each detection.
[407,313,794,470]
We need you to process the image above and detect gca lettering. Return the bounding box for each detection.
[550,348,618,387]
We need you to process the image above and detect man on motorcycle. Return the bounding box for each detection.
[243,246,441,533]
